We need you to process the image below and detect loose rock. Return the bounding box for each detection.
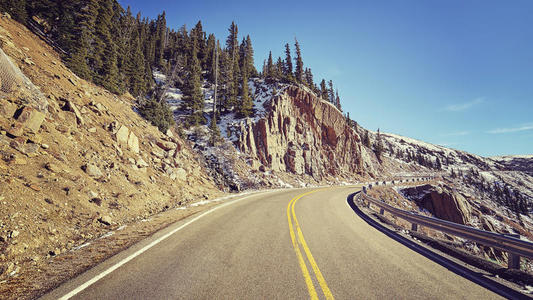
[83,163,103,178]
[156,140,176,152]
[98,216,112,225]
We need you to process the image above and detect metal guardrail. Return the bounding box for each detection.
[359,178,533,269]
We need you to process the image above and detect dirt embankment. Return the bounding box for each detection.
[0,15,223,298]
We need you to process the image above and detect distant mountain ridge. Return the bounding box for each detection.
[491,155,533,174]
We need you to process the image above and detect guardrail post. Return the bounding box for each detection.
[411,223,418,232]
[506,234,521,269]
[509,253,520,269]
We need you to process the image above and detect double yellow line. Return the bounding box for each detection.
[287,190,334,300]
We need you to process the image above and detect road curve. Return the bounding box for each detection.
[43,187,502,299]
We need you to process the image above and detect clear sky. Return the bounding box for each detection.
[119,0,533,157]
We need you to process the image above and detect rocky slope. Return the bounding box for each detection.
[0,15,221,285]
[364,131,533,267]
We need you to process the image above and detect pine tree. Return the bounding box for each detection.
[138,97,175,133]
[275,57,283,79]
[284,43,293,81]
[191,20,207,68]
[25,0,57,23]
[127,25,146,96]
[294,38,304,83]
[231,50,241,109]
[209,41,221,147]
[209,115,221,146]
[111,2,127,93]
[266,51,274,78]
[320,79,328,100]
[244,35,256,77]
[206,33,216,82]
[328,80,334,103]
[154,12,167,70]
[220,49,233,111]
[304,68,314,88]
[225,21,239,110]
[184,38,205,126]
[436,157,442,170]
[374,129,385,160]
[226,21,239,58]
[55,1,77,55]
[3,0,27,24]
[239,63,253,118]
[93,0,120,93]
[335,89,341,110]
[363,130,371,148]
[65,0,97,81]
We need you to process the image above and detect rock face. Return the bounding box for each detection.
[113,124,139,154]
[402,184,471,225]
[237,86,374,180]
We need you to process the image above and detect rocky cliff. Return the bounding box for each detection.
[237,86,375,181]
[400,184,472,225]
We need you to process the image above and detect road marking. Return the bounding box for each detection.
[287,190,335,300]
[57,191,278,300]
[287,191,320,300]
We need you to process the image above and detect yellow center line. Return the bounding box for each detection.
[287,190,335,300]
[287,192,319,300]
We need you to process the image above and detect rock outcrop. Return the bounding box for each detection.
[237,86,375,180]
[401,184,472,225]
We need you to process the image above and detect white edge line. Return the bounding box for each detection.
[58,190,277,300]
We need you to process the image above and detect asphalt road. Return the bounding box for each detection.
[44,186,502,299]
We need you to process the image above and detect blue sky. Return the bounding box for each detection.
[119,0,533,157]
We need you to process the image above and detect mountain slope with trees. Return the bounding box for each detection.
[1,0,344,133]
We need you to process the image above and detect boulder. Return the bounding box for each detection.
[9,136,25,152]
[89,101,107,113]
[45,162,62,173]
[151,147,165,159]
[136,158,149,168]
[0,100,16,118]
[55,124,70,133]
[7,122,23,137]
[63,100,84,125]
[83,163,103,178]
[15,106,45,133]
[165,128,174,137]
[98,216,112,225]
[115,125,129,145]
[401,184,471,225]
[175,168,187,181]
[127,131,139,154]
[156,140,176,151]
[23,142,40,156]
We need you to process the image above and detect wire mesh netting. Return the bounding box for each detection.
[0,47,47,111]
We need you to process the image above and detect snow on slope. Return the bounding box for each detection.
[377,131,499,171]
[492,155,533,161]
